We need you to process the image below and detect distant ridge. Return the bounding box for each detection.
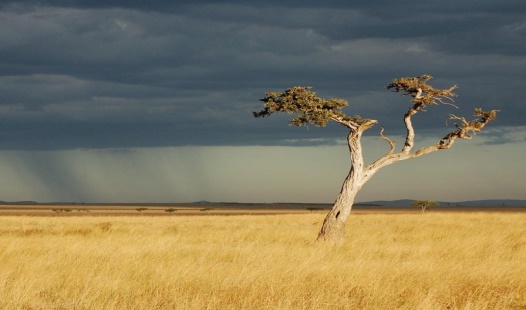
[0,200,38,205]
[359,199,526,207]
[193,200,212,204]
[1,199,525,207]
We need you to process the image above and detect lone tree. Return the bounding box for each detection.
[411,200,438,213]
[254,74,498,243]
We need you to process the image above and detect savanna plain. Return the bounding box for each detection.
[1,209,525,309]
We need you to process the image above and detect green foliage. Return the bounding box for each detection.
[386,75,457,106]
[165,208,177,214]
[467,109,496,131]
[254,86,373,128]
[474,108,498,123]
[441,108,499,147]
[387,74,433,92]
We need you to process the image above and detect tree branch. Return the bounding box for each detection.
[438,109,499,149]
[364,108,498,182]
[330,115,359,130]
[379,127,396,156]
[387,75,459,154]
[402,105,418,153]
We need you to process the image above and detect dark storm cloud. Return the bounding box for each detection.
[0,1,525,149]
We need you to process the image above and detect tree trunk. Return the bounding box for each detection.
[316,174,361,243]
[316,129,365,243]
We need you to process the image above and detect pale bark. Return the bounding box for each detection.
[316,129,365,242]
[315,175,359,243]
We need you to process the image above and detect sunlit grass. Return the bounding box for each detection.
[0,213,525,309]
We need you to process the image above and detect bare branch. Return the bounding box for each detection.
[435,96,459,108]
[402,108,417,153]
[379,127,396,155]
[414,88,423,99]
[330,115,358,130]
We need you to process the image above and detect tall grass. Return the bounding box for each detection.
[0,213,525,309]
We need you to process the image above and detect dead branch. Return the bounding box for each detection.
[379,127,396,155]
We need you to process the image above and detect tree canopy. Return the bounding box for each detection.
[386,74,457,106]
[253,86,376,130]
[254,75,497,140]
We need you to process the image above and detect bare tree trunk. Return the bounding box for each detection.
[316,129,365,243]
[316,173,361,243]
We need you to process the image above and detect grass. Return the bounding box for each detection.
[0,212,525,309]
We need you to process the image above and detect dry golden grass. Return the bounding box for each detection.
[0,212,525,309]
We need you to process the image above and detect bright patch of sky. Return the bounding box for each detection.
[1,133,524,203]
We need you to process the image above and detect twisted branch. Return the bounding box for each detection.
[439,109,499,149]
[379,127,396,156]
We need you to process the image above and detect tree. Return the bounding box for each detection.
[254,74,498,243]
[411,200,438,213]
[136,207,148,215]
[165,208,177,215]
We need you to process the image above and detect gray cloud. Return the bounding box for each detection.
[0,1,524,149]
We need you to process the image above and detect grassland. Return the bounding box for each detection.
[1,212,525,309]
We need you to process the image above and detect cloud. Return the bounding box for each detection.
[0,1,524,204]
[476,126,526,145]
[0,1,524,150]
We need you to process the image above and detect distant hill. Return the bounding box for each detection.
[358,199,526,207]
[0,200,38,205]
[1,199,525,207]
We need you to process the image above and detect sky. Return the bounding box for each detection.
[0,0,525,203]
